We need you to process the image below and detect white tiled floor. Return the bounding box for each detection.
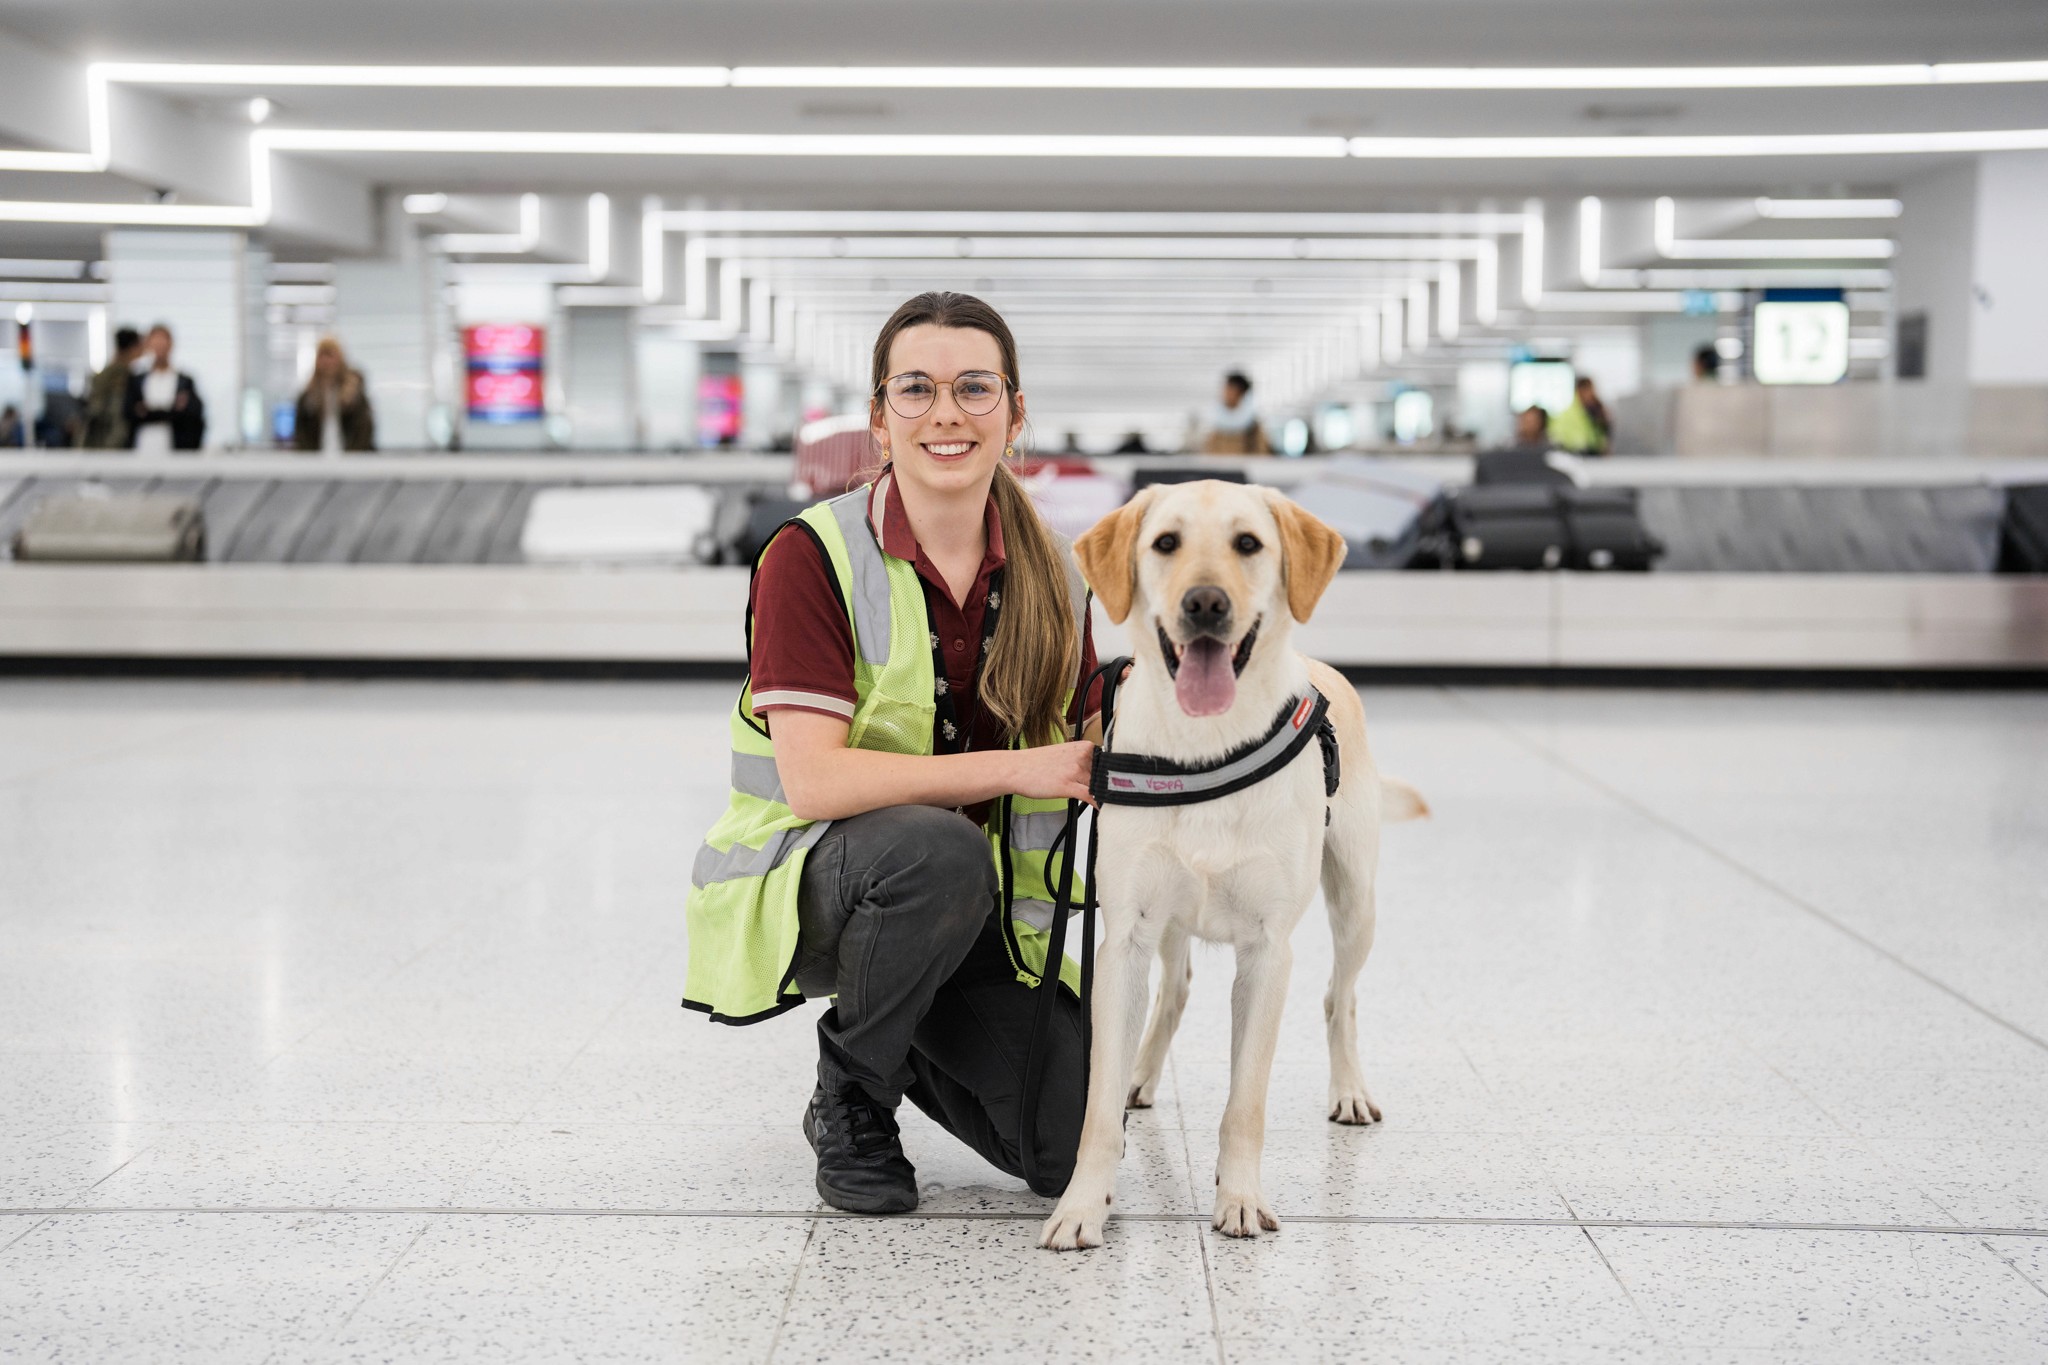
[3,678,2046,1363]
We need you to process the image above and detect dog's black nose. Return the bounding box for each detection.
[1180,585,1232,634]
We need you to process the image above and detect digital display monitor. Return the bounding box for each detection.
[698,374,743,446]
[464,324,545,423]
[1752,300,1850,385]
[1508,360,1575,415]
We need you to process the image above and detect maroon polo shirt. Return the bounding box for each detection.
[748,471,1099,821]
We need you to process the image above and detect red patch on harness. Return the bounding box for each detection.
[1291,698,1314,730]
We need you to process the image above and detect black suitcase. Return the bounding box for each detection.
[1998,485,2048,574]
[736,495,812,564]
[1473,449,1573,487]
[1133,466,1246,491]
[1426,485,1662,572]
[1559,487,1662,571]
[1442,485,1570,570]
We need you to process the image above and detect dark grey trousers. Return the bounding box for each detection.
[794,804,1085,1197]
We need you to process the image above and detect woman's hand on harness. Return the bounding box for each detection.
[1010,740,1097,807]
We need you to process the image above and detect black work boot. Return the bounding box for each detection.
[803,1061,918,1215]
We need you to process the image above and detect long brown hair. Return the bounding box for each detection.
[869,291,1077,747]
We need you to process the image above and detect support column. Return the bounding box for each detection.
[635,329,699,452]
[562,307,638,449]
[333,197,446,452]
[103,230,250,450]
[1892,150,2048,454]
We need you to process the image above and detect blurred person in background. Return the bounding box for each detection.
[1201,371,1271,454]
[0,404,23,448]
[293,337,375,453]
[1547,376,1612,456]
[1498,406,1555,456]
[125,324,205,452]
[1476,405,1572,486]
[80,326,142,449]
[1692,345,1722,382]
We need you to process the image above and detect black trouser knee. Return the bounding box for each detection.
[794,805,998,1103]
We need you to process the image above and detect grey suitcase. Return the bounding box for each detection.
[14,489,206,562]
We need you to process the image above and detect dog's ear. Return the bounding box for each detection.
[1264,489,1347,623]
[1074,487,1155,625]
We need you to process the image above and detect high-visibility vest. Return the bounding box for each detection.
[684,485,1087,1024]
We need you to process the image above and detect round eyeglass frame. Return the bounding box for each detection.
[875,370,1012,420]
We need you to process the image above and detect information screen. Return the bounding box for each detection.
[1508,361,1575,415]
[1752,300,1850,385]
[463,324,545,423]
[698,374,743,446]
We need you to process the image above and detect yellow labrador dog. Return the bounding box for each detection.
[1041,480,1426,1251]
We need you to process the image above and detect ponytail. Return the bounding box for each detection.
[983,459,1078,745]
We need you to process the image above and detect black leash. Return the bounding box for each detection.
[1015,654,1129,1194]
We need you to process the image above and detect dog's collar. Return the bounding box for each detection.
[1091,688,1338,807]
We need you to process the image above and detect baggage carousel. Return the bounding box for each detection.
[2,451,2045,675]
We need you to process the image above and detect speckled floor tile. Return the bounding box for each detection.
[1865,1139,2048,1229]
[773,1218,1216,1363]
[1593,1226,2048,1360]
[1207,1221,1654,1356]
[1179,1126,1572,1221]
[78,1122,517,1209]
[526,1045,820,1127]
[309,1214,810,1364]
[0,1123,155,1209]
[1533,1134,1958,1226]
[1171,1060,1511,1134]
[1784,1067,2048,1144]
[0,1211,425,1363]
[230,1052,569,1123]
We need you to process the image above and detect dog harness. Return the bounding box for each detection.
[1091,688,1342,808]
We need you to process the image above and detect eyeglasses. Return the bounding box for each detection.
[877,370,1009,420]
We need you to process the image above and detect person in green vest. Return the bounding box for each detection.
[1547,376,1613,455]
[688,291,1105,1215]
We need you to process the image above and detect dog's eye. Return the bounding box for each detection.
[1235,534,1262,555]
[1152,532,1180,554]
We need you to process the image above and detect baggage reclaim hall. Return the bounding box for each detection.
[3,2,2048,1361]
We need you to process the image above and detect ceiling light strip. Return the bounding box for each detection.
[90,59,2048,91]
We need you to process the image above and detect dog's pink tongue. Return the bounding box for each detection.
[1175,638,1236,716]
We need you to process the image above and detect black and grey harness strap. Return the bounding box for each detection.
[1091,688,1338,808]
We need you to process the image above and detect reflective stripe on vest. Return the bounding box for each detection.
[731,752,784,803]
[691,821,828,889]
[1012,898,1057,932]
[829,487,893,666]
[1009,808,1067,851]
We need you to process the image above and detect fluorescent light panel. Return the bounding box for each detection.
[90,59,2048,92]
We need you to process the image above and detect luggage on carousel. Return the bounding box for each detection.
[1429,484,1662,572]
[12,488,205,562]
[1558,487,1663,571]
[1998,485,2048,574]
[1439,485,1571,570]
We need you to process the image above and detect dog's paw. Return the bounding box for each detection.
[1126,1078,1157,1109]
[1039,1200,1109,1252]
[1328,1079,1382,1125]
[1212,1189,1280,1239]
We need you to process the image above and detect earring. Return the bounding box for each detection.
[1004,443,1015,458]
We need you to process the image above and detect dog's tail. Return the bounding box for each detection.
[1379,778,1431,823]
